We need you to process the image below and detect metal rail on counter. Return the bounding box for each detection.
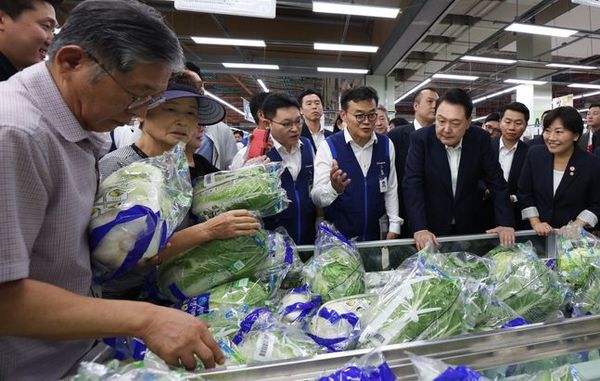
[197,314,600,380]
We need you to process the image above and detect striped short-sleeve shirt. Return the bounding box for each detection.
[0,62,106,380]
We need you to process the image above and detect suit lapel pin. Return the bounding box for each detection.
[569,166,575,176]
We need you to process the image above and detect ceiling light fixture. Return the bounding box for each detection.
[568,83,600,90]
[432,73,479,81]
[222,63,279,70]
[314,42,379,53]
[505,22,578,38]
[191,37,266,47]
[460,56,516,65]
[573,90,600,100]
[204,90,245,117]
[472,115,487,122]
[317,67,369,74]
[546,63,597,70]
[472,85,521,104]
[312,1,400,19]
[504,79,547,85]
[257,79,269,92]
[394,78,432,104]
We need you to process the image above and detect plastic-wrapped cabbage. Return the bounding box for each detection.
[506,365,584,381]
[279,285,321,324]
[191,162,288,219]
[308,294,377,352]
[573,270,600,316]
[485,242,564,323]
[358,274,471,348]
[303,222,366,302]
[255,228,302,296]
[157,230,269,302]
[231,308,321,364]
[318,350,396,381]
[176,278,269,317]
[557,224,600,291]
[408,352,488,381]
[90,144,192,280]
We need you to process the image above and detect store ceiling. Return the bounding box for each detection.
[57,0,600,123]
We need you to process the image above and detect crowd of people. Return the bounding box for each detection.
[1,0,600,379]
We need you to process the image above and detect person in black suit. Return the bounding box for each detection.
[298,88,332,152]
[403,88,515,250]
[388,87,439,236]
[518,106,600,236]
[483,102,530,230]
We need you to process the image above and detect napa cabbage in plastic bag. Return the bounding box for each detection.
[231,308,321,364]
[90,143,192,281]
[307,294,377,352]
[279,284,321,324]
[485,242,564,323]
[255,228,302,296]
[572,269,600,316]
[157,229,269,301]
[191,162,289,219]
[303,222,366,302]
[557,223,600,291]
[318,350,396,381]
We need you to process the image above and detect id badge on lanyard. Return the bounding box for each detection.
[376,161,388,193]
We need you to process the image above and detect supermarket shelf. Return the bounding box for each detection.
[197,314,600,380]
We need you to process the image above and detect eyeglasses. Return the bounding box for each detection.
[86,52,162,111]
[269,118,303,129]
[352,112,378,123]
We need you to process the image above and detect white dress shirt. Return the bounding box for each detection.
[499,139,518,182]
[311,128,402,234]
[413,118,425,131]
[310,125,326,152]
[445,140,463,196]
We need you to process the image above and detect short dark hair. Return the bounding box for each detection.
[543,106,583,140]
[502,102,530,122]
[185,62,203,80]
[233,130,243,137]
[390,117,409,127]
[298,88,323,105]
[435,88,473,119]
[485,112,501,123]
[413,87,438,104]
[589,103,600,111]
[262,92,300,120]
[340,86,379,111]
[0,0,61,19]
[249,92,270,124]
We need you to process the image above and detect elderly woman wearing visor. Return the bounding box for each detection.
[99,72,260,300]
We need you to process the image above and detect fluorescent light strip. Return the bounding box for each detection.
[222,63,279,70]
[472,85,521,104]
[191,37,266,47]
[257,79,269,92]
[432,73,479,81]
[317,67,369,74]
[314,42,378,53]
[579,108,589,113]
[505,22,578,38]
[204,90,245,117]
[461,55,516,65]
[573,90,600,100]
[473,115,487,122]
[313,1,400,19]
[568,83,600,90]
[394,78,432,104]
[504,79,547,85]
[546,63,597,70]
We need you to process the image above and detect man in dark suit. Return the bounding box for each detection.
[387,87,439,236]
[403,88,515,250]
[579,104,600,152]
[483,102,530,230]
[298,88,332,152]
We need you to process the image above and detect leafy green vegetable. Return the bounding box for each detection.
[207,278,269,310]
[191,163,288,219]
[485,243,564,323]
[157,230,269,302]
[573,270,600,316]
[557,225,600,291]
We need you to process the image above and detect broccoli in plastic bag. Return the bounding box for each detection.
[303,222,366,302]
[191,162,289,219]
[157,229,269,302]
[485,242,565,323]
[318,350,396,381]
[557,223,600,291]
[90,143,192,281]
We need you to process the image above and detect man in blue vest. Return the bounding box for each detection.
[312,86,402,241]
[241,92,317,244]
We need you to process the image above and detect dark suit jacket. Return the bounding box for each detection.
[301,121,332,153]
[517,145,600,228]
[403,125,514,236]
[578,131,590,152]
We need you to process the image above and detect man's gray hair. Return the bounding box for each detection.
[48,0,183,73]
